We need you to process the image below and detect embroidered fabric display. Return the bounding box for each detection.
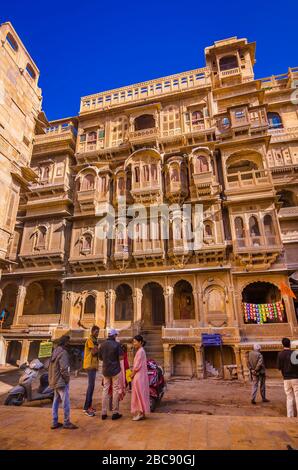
[243,302,284,324]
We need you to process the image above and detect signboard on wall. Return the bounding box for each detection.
[38,341,53,358]
[201,333,222,347]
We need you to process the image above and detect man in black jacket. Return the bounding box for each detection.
[277,337,298,417]
[99,328,123,421]
[48,335,78,429]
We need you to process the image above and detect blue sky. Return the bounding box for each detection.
[1,0,298,121]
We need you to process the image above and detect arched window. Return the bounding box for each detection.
[235,217,245,247]
[87,131,97,143]
[173,280,195,320]
[171,166,179,182]
[134,114,155,130]
[162,106,181,136]
[81,173,95,191]
[249,216,261,246]
[267,112,283,129]
[84,295,96,315]
[42,166,50,181]
[192,110,204,125]
[35,226,47,250]
[26,63,36,80]
[204,222,213,238]
[100,176,107,194]
[6,33,18,51]
[219,55,238,71]
[81,233,92,253]
[134,166,140,183]
[143,165,150,182]
[151,164,158,181]
[195,155,209,173]
[115,284,133,321]
[264,214,276,245]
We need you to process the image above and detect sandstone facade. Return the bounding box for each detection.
[0,35,298,379]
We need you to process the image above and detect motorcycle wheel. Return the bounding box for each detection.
[150,396,157,412]
[4,393,24,406]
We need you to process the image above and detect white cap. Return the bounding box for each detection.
[108,328,119,337]
[254,343,261,351]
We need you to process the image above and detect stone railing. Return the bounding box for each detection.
[129,127,159,142]
[278,206,298,218]
[219,67,241,77]
[18,314,61,326]
[268,126,298,143]
[226,169,271,190]
[80,68,209,113]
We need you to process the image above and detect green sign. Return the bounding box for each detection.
[38,341,53,358]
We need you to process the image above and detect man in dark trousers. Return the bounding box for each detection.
[277,337,298,417]
[83,325,100,417]
[247,343,270,405]
[48,335,78,430]
[99,328,123,420]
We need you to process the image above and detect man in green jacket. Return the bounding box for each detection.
[48,335,78,430]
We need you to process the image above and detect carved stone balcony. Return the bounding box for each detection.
[68,252,108,272]
[19,249,65,268]
[165,180,188,203]
[193,171,219,198]
[278,206,298,220]
[193,241,226,264]
[168,239,192,265]
[233,236,283,269]
[268,126,298,143]
[33,122,77,157]
[132,240,165,267]
[17,314,61,329]
[225,169,273,196]
[113,243,130,270]
[129,127,159,145]
[219,67,241,79]
[130,181,162,204]
[77,189,109,213]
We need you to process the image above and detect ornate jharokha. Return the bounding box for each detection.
[0,27,298,380]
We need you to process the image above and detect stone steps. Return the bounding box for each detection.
[141,327,164,366]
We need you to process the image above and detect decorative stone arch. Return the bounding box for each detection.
[171,344,197,377]
[76,166,99,191]
[31,224,49,251]
[134,113,156,131]
[23,279,62,315]
[79,229,94,255]
[225,149,265,173]
[0,283,18,327]
[190,147,213,175]
[124,148,162,169]
[115,283,133,321]
[141,281,165,326]
[173,280,195,320]
[83,291,97,316]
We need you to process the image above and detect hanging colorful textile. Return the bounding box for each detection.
[243,302,284,324]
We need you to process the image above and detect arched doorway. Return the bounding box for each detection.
[6,341,21,365]
[142,282,165,326]
[115,284,133,321]
[242,282,287,324]
[0,284,18,327]
[24,280,62,315]
[173,280,195,320]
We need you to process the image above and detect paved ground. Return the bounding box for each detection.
[0,406,297,450]
[0,367,297,450]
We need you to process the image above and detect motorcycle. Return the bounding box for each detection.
[4,358,54,406]
[147,359,165,412]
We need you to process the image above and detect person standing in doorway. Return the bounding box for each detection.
[247,344,270,405]
[99,328,123,420]
[83,325,100,417]
[277,337,298,417]
[131,335,150,421]
[48,335,78,430]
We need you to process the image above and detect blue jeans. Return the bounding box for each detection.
[84,369,97,410]
[52,384,70,425]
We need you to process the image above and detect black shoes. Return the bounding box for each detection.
[251,400,256,405]
[63,422,78,429]
[51,422,63,429]
[102,414,108,420]
[112,413,122,420]
[262,398,270,403]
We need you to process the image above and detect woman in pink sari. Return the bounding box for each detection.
[131,335,150,421]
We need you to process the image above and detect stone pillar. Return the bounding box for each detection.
[193,289,200,327]
[133,287,143,327]
[283,295,298,328]
[59,291,71,328]
[105,289,116,328]
[234,345,244,381]
[194,344,204,378]
[12,285,27,326]
[0,288,3,304]
[19,339,30,364]
[240,349,250,383]
[163,343,171,380]
[164,286,174,327]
